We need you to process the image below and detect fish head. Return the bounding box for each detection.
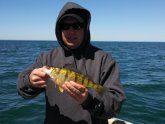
[44,66,58,80]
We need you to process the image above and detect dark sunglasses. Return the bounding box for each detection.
[60,22,84,30]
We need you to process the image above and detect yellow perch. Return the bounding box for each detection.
[44,66,105,93]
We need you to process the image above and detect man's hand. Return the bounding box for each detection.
[62,81,88,104]
[29,67,48,88]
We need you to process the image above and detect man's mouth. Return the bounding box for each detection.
[67,36,77,42]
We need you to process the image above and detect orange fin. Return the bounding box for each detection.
[58,86,64,92]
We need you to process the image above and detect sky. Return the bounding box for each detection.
[0,0,165,42]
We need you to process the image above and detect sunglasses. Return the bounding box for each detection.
[60,22,84,30]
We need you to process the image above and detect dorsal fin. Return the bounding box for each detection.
[63,64,80,73]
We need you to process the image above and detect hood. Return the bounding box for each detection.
[55,2,91,52]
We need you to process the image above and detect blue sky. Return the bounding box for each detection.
[0,0,165,41]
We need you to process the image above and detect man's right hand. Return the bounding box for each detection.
[29,67,48,88]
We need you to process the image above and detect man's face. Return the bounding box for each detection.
[60,17,84,49]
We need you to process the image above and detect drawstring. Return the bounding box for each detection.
[73,53,78,70]
[73,50,88,76]
[62,46,89,76]
[83,50,88,76]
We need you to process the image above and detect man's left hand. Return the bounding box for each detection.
[62,81,88,104]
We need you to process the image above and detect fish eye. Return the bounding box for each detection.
[55,68,60,73]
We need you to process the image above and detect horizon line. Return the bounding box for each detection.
[0,39,165,42]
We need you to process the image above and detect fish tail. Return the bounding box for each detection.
[87,81,106,93]
[93,84,106,93]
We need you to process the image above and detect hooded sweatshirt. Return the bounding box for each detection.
[17,2,126,124]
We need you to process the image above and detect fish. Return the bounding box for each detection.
[44,66,106,93]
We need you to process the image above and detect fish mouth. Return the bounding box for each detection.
[44,68,51,75]
[44,67,57,81]
[44,67,54,79]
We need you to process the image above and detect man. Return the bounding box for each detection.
[17,2,125,124]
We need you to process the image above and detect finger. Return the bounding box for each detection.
[69,81,86,93]
[33,68,48,78]
[33,80,47,88]
[30,75,42,82]
[65,81,82,95]
[63,82,87,103]
[37,70,48,78]
[62,83,76,97]
[40,84,47,88]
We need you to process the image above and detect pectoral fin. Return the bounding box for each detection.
[58,86,64,92]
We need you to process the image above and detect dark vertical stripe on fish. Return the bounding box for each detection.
[83,77,89,87]
[75,72,78,83]
[59,68,67,82]
[87,81,93,88]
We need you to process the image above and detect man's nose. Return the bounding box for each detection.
[68,27,76,32]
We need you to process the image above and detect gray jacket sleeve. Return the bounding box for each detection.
[82,54,126,119]
[17,54,45,99]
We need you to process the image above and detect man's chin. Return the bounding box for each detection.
[67,44,79,49]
